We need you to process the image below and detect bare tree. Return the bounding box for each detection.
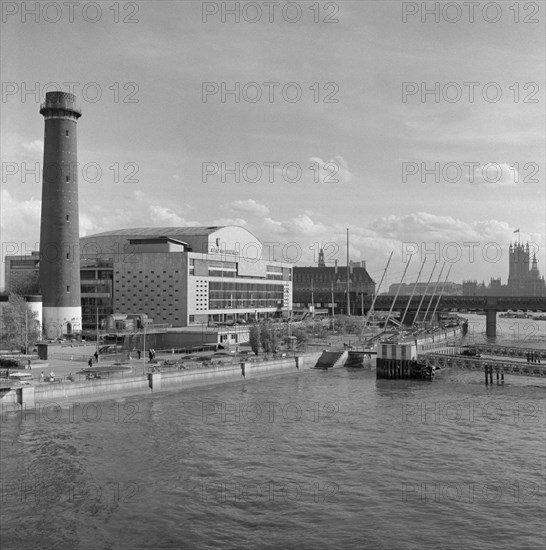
[0,293,40,352]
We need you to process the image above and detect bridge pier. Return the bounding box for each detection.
[485,310,497,337]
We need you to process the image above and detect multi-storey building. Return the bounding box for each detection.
[463,241,546,297]
[4,226,292,333]
[292,250,375,314]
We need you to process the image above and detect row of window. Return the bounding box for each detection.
[210,282,284,292]
[208,299,282,310]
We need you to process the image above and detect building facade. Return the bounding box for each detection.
[387,281,462,296]
[463,242,546,297]
[4,226,292,334]
[292,253,376,315]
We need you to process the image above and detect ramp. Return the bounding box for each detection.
[313,350,348,369]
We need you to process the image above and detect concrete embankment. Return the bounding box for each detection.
[1,352,324,412]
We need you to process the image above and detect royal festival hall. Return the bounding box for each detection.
[5,225,293,337]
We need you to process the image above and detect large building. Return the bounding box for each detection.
[463,241,546,297]
[292,250,375,315]
[5,226,293,335]
[387,281,462,296]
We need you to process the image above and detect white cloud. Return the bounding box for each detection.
[22,140,43,154]
[212,217,248,227]
[228,199,269,217]
[149,205,186,226]
[465,163,520,188]
[308,155,354,184]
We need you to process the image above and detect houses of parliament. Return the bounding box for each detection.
[463,242,546,297]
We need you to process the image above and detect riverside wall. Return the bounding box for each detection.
[1,352,324,413]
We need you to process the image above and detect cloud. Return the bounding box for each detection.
[228,199,269,216]
[22,140,43,154]
[469,163,520,188]
[212,217,248,227]
[308,155,354,184]
[149,205,187,226]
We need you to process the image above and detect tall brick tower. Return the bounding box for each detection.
[39,91,82,338]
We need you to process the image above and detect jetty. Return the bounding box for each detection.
[422,352,546,383]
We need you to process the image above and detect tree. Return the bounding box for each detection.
[260,322,278,354]
[294,328,308,349]
[0,293,41,352]
[11,272,40,295]
[249,324,261,355]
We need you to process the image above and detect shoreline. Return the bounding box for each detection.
[1,352,324,417]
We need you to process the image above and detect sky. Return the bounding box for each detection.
[1,0,545,290]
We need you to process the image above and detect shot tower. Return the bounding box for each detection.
[39,91,82,338]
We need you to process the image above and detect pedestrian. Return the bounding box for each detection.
[149,350,153,362]
[27,359,32,370]
[94,351,99,363]
[137,349,141,360]
[88,357,93,368]
[39,371,44,382]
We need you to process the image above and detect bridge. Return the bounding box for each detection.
[292,292,546,337]
[422,353,546,383]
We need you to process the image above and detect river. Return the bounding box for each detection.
[1,315,544,549]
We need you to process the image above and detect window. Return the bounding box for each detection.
[66,176,70,182]
[66,252,70,260]
[66,214,70,222]
[65,130,69,137]
[66,285,70,292]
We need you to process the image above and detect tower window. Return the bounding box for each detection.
[66,252,70,260]
[66,215,70,222]
[66,130,69,137]
[66,176,70,182]
[66,285,70,292]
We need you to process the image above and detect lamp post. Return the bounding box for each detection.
[346,228,350,316]
[143,323,146,368]
[25,308,28,355]
[96,306,99,359]
[331,280,335,331]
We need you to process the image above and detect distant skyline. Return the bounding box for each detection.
[1,1,544,290]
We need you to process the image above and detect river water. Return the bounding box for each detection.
[1,315,545,550]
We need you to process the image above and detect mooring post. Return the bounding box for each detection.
[485,365,488,385]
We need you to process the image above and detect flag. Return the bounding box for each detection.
[513,229,520,233]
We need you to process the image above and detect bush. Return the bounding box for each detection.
[0,358,24,369]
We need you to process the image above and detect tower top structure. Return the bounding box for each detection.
[40,91,81,119]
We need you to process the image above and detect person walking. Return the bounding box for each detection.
[39,371,44,382]
[88,357,93,368]
[94,351,99,363]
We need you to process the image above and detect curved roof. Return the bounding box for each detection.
[84,226,222,238]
